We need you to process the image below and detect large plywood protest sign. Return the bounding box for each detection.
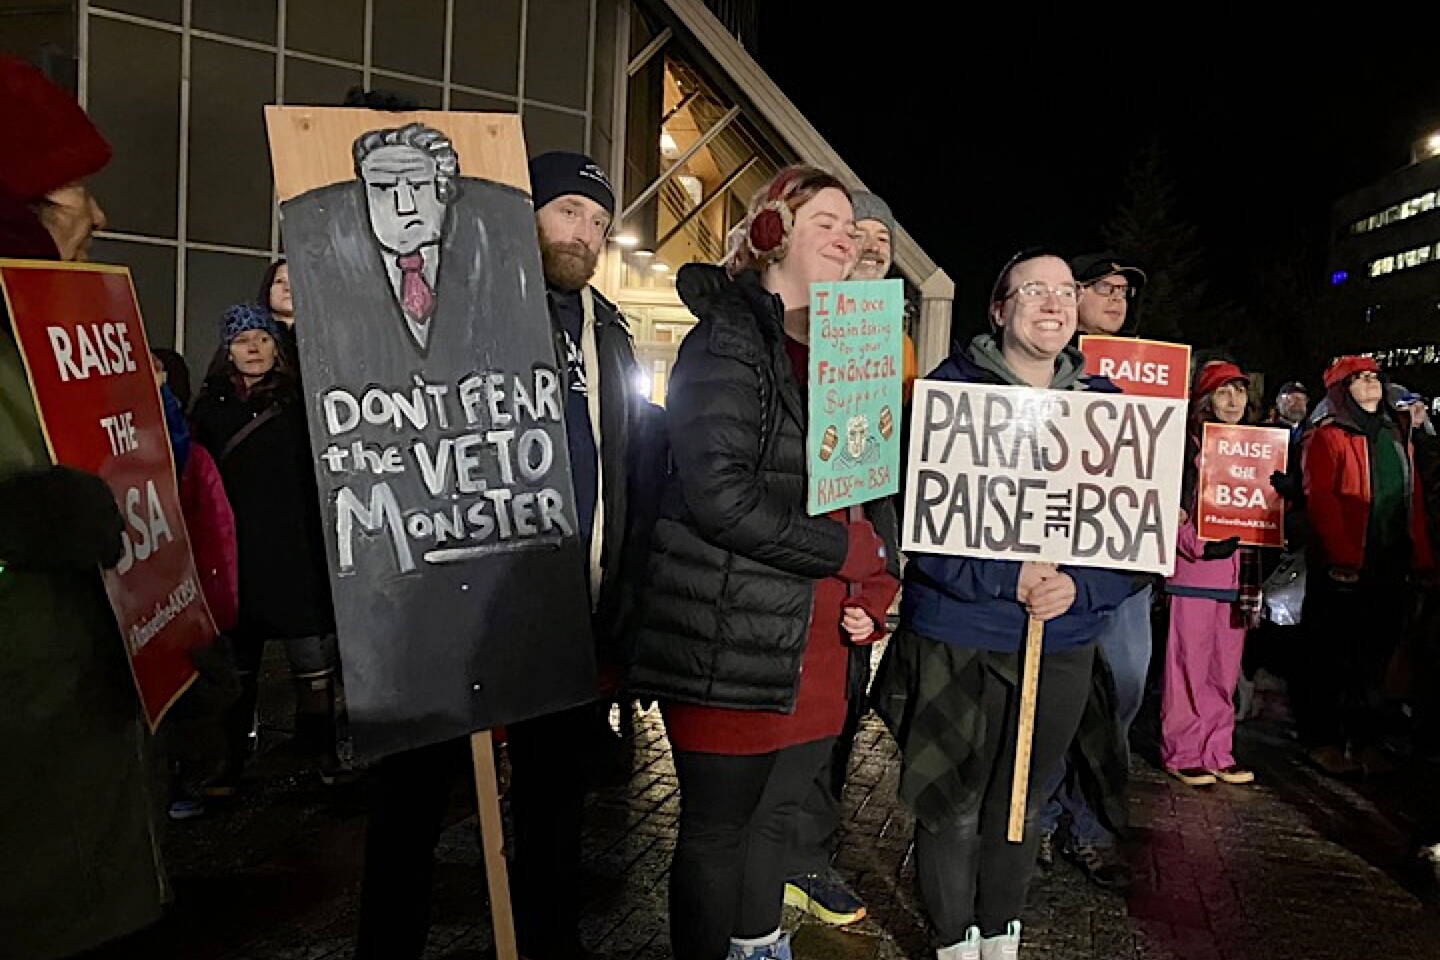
[903,381,1188,576]
[1,261,214,728]
[807,279,904,515]
[1079,336,1191,400]
[265,107,596,762]
[1196,423,1288,547]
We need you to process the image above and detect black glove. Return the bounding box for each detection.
[1269,470,1299,501]
[1202,536,1242,560]
[0,466,123,571]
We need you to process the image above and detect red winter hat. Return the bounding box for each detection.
[1192,360,1249,400]
[1323,355,1379,389]
[0,56,111,202]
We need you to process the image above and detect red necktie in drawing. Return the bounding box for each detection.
[396,253,435,325]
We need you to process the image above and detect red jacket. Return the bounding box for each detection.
[1302,419,1433,573]
[179,444,239,632]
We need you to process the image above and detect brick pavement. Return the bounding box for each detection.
[87,644,1440,960]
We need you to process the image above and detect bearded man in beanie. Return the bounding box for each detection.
[0,56,168,958]
[1032,252,1151,892]
[356,152,637,960]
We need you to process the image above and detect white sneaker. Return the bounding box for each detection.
[937,925,981,960]
[980,920,1021,959]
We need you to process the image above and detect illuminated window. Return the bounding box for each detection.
[1352,188,1440,234]
[1368,241,1440,278]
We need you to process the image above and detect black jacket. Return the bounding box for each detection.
[548,285,643,658]
[629,265,899,712]
[191,375,335,640]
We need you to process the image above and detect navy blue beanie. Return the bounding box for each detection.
[222,302,279,346]
[528,151,615,216]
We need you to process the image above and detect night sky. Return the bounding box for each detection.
[752,19,1440,346]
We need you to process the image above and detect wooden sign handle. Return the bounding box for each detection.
[1007,616,1045,843]
[470,731,519,960]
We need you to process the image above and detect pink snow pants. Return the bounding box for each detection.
[1161,595,1246,771]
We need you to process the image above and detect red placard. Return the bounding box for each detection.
[1079,336,1192,399]
[1,260,213,728]
[1196,423,1289,547]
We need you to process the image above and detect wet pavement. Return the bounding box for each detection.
[85,643,1440,960]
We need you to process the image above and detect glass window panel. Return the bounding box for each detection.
[524,105,586,157]
[185,249,273,373]
[451,90,518,113]
[192,0,276,44]
[90,239,177,349]
[88,19,179,237]
[284,58,362,107]
[94,0,180,23]
[523,0,589,110]
[372,0,445,80]
[452,0,521,95]
[188,39,275,249]
[286,0,364,63]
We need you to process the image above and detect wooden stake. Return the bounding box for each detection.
[1007,617,1045,843]
[470,731,519,960]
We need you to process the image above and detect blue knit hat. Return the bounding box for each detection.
[222,302,279,345]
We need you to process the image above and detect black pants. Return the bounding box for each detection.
[784,692,866,876]
[670,736,834,960]
[1292,571,1407,750]
[915,643,1094,944]
[353,703,592,960]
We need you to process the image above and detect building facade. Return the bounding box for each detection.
[4,0,952,398]
[1328,132,1440,395]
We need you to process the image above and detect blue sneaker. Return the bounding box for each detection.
[728,932,792,959]
[783,868,866,925]
[168,798,205,821]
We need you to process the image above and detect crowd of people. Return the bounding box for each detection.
[6,54,1440,960]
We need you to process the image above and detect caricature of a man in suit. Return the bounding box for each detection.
[282,121,540,362]
[355,124,454,352]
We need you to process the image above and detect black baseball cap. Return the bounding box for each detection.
[1070,251,1147,290]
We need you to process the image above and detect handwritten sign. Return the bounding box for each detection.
[267,107,598,761]
[1079,336,1191,399]
[0,260,214,728]
[903,380,1188,575]
[1196,423,1288,547]
[807,279,904,515]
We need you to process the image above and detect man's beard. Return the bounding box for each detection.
[540,236,599,291]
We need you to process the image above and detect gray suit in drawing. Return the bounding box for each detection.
[280,176,597,762]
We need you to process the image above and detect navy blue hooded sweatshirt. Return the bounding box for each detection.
[901,334,1136,653]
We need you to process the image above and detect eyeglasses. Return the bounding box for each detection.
[1006,281,1080,303]
[1084,279,1136,301]
[1352,371,1382,383]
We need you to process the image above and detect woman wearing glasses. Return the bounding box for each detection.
[874,250,1133,959]
[1297,356,1433,777]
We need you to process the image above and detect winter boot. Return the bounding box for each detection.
[295,672,355,785]
[207,668,259,796]
[980,920,1021,959]
[937,926,982,960]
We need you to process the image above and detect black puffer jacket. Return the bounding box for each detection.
[629,264,899,712]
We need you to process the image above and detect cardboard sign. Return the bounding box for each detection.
[1079,336,1191,399]
[0,260,213,728]
[265,107,597,761]
[903,380,1188,575]
[807,279,904,514]
[1196,423,1288,547]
